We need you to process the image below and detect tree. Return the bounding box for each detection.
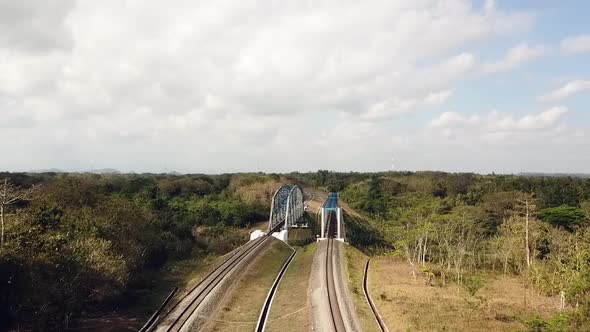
[0,178,38,246]
[581,201,590,223]
[539,205,587,231]
[365,176,385,216]
[480,191,527,234]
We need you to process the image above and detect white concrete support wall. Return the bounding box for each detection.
[250,230,266,241]
[272,229,289,242]
[320,208,325,238]
[337,207,342,239]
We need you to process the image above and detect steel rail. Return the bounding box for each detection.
[139,287,178,332]
[146,223,283,332]
[140,243,248,332]
[165,234,269,331]
[363,259,389,332]
[145,185,305,332]
[142,238,259,332]
[325,213,346,332]
[166,228,282,332]
[255,249,297,332]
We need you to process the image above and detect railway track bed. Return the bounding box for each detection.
[145,234,276,332]
[310,210,361,332]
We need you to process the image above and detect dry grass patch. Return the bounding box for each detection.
[289,228,312,242]
[304,189,326,216]
[208,239,293,332]
[343,244,382,332]
[266,242,317,332]
[242,220,268,234]
[369,257,561,332]
[231,175,293,205]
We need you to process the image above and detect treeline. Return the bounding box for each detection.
[0,172,284,330]
[3,170,589,330]
[330,171,590,330]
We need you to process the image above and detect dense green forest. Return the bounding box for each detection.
[299,171,590,331]
[0,172,290,330]
[2,171,589,331]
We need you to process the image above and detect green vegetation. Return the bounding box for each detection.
[293,171,590,330]
[0,172,286,331]
[209,238,293,331]
[266,243,317,332]
[539,205,587,231]
[2,170,590,330]
[343,245,381,332]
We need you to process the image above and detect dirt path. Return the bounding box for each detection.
[265,243,317,332]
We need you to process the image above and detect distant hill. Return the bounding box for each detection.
[518,172,590,178]
[27,168,63,173]
[23,169,193,175]
[85,169,122,174]
[27,168,122,174]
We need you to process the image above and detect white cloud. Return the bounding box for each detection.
[497,106,568,130]
[5,0,574,173]
[377,105,590,173]
[362,89,453,120]
[0,0,74,53]
[427,106,569,144]
[482,43,546,73]
[424,90,454,105]
[1,1,531,117]
[539,80,590,102]
[429,111,480,128]
[311,105,587,173]
[561,34,590,55]
[317,121,376,145]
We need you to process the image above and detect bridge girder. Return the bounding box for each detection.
[268,185,304,231]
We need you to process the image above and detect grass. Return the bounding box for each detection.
[343,244,382,332]
[369,257,561,332]
[289,228,312,241]
[73,252,231,331]
[209,238,293,331]
[244,220,269,233]
[265,242,317,332]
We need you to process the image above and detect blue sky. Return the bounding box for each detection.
[0,0,589,173]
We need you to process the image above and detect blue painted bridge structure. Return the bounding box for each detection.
[320,192,344,240]
[325,192,338,209]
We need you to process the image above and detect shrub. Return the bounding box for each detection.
[539,205,587,231]
[464,275,483,296]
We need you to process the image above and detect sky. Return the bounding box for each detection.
[1,0,589,174]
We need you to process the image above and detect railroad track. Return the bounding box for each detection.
[255,247,297,332]
[363,259,389,332]
[144,226,280,332]
[326,221,346,332]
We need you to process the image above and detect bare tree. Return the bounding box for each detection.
[523,199,531,269]
[515,197,537,308]
[0,178,38,245]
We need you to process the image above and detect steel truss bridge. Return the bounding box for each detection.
[268,184,304,231]
[144,184,306,332]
